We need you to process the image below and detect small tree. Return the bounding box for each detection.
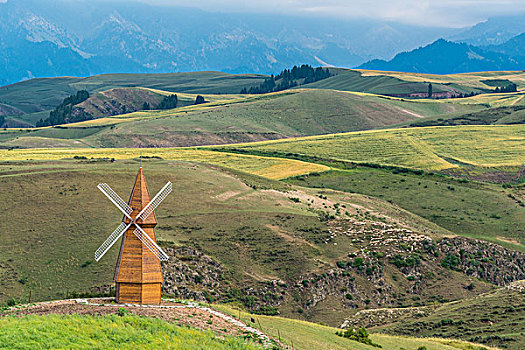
[142,102,150,110]
[0,115,5,128]
[158,94,178,110]
[428,83,433,98]
[195,95,206,105]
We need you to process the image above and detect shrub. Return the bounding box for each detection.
[390,254,420,268]
[195,95,206,105]
[441,254,461,269]
[80,260,93,268]
[336,261,346,269]
[336,327,381,348]
[253,306,279,316]
[352,258,364,268]
[117,308,129,316]
[193,274,203,284]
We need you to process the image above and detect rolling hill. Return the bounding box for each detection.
[219,125,525,249]
[0,89,490,148]
[359,281,525,349]
[2,68,524,133]
[3,156,523,329]
[0,71,265,116]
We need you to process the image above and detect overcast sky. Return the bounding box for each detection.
[136,0,525,28]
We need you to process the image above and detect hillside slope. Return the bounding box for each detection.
[0,89,489,148]
[357,281,525,350]
[0,71,266,116]
[2,157,524,330]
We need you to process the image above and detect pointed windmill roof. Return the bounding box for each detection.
[125,166,157,225]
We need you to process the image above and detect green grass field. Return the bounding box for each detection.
[0,314,263,350]
[357,70,525,91]
[287,168,525,250]
[220,125,525,171]
[0,158,497,325]
[0,72,267,114]
[301,68,525,96]
[214,304,497,350]
[0,89,490,148]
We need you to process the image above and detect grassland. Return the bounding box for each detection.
[0,314,263,350]
[372,282,525,350]
[0,159,494,320]
[0,89,490,148]
[214,304,497,350]
[287,168,525,250]
[357,69,525,91]
[301,68,525,96]
[216,125,525,249]
[220,125,525,171]
[0,71,266,114]
[0,148,327,180]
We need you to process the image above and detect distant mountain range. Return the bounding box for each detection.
[1,0,524,84]
[0,0,459,85]
[449,14,525,46]
[359,36,525,74]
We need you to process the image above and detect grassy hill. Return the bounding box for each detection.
[3,157,516,323]
[218,125,525,249]
[0,305,495,350]
[215,304,496,350]
[355,69,525,91]
[0,71,267,125]
[365,281,525,350]
[2,68,524,130]
[0,89,489,148]
[303,68,525,96]
[219,125,525,171]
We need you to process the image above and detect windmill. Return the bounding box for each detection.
[94,162,172,304]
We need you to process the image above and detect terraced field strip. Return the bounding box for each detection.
[0,148,329,180]
[358,69,525,90]
[219,125,525,171]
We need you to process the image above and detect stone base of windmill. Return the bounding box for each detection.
[116,282,162,305]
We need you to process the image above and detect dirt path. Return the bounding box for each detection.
[399,108,425,118]
[511,95,524,106]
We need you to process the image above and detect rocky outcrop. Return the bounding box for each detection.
[161,246,225,302]
[438,237,525,285]
[159,218,525,317]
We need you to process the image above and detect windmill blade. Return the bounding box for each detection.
[98,183,133,220]
[94,222,131,261]
[136,182,172,222]
[133,225,170,261]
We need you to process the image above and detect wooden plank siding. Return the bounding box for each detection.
[114,167,163,304]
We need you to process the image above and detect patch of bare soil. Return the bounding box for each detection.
[441,165,525,184]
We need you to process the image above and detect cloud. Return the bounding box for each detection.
[140,0,525,27]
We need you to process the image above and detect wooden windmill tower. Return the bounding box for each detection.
[94,162,172,304]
